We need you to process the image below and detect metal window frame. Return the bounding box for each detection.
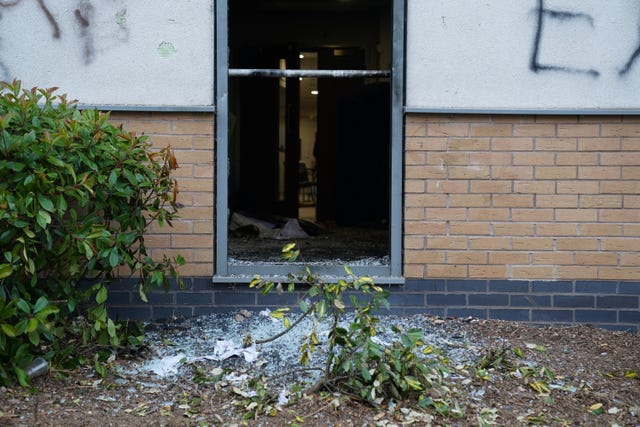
[214,0,405,283]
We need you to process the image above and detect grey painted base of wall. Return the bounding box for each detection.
[105,278,640,333]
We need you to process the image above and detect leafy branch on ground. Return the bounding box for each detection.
[246,243,463,420]
[0,80,183,386]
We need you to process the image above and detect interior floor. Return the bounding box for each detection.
[228,224,389,265]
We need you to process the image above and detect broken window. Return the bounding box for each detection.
[215,0,403,280]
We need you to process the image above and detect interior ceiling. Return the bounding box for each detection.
[232,0,387,12]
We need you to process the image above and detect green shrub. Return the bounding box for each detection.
[0,80,183,386]
[249,244,460,416]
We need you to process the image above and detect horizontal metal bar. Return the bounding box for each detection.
[229,68,391,78]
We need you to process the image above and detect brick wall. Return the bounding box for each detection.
[109,112,215,278]
[103,111,639,331]
[404,113,640,282]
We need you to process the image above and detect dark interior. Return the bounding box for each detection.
[227,0,391,264]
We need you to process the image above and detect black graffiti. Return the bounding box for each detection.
[36,0,60,39]
[620,45,640,76]
[619,12,640,76]
[0,0,60,39]
[75,0,94,65]
[530,0,600,78]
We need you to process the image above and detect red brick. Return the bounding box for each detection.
[426,264,468,278]
[513,124,556,137]
[557,181,600,194]
[556,266,598,280]
[599,267,640,280]
[426,208,467,221]
[601,181,640,194]
[578,138,621,151]
[602,153,640,166]
[449,222,491,235]
[469,124,513,137]
[580,224,623,236]
[531,252,574,265]
[428,180,469,193]
[536,138,577,151]
[448,166,491,179]
[556,238,598,251]
[469,265,508,279]
[470,180,512,193]
[427,237,468,250]
[556,152,598,165]
[555,209,598,222]
[427,123,469,137]
[492,166,533,180]
[601,124,640,137]
[469,237,511,250]
[557,124,600,137]
[492,194,534,208]
[405,194,447,207]
[514,181,555,194]
[537,195,579,208]
[512,209,554,221]
[513,152,554,165]
[489,251,530,264]
[512,237,554,250]
[575,253,618,266]
[468,208,511,221]
[535,166,577,179]
[447,138,490,151]
[492,223,535,236]
[447,251,488,264]
[511,266,554,280]
[492,137,534,151]
[578,167,621,180]
[449,194,491,207]
[580,195,622,208]
[536,223,578,236]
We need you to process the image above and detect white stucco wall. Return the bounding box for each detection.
[406,0,640,111]
[0,0,213,107]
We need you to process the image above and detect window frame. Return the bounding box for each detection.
[214,0,405,283]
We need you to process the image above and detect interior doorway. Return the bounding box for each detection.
[224,0,394,268]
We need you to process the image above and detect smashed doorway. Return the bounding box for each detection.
[216,0,403,278]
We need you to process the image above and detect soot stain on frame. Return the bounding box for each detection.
[530,0,600,78]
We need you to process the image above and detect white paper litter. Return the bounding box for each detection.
[144,341,260,377]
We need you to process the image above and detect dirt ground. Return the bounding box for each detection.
[0,315,638,427]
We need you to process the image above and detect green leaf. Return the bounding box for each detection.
[108,248,120,268]
[25,318,38,333]
[37,194,54,212]
[139,285,148,303]
[282,243,296,253]
[16,299,30,314]
[33,296,48,314]
[1,323,17,337]
[107,319,116,337]
[46,155,65,167]
[28,330,40,346]
[0,264,12,279]
[96,286,108,305]
[36,210,51,229]
[15,367,29,387]
[36,306,59,318]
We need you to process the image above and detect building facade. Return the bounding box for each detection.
[3,0,639,330]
